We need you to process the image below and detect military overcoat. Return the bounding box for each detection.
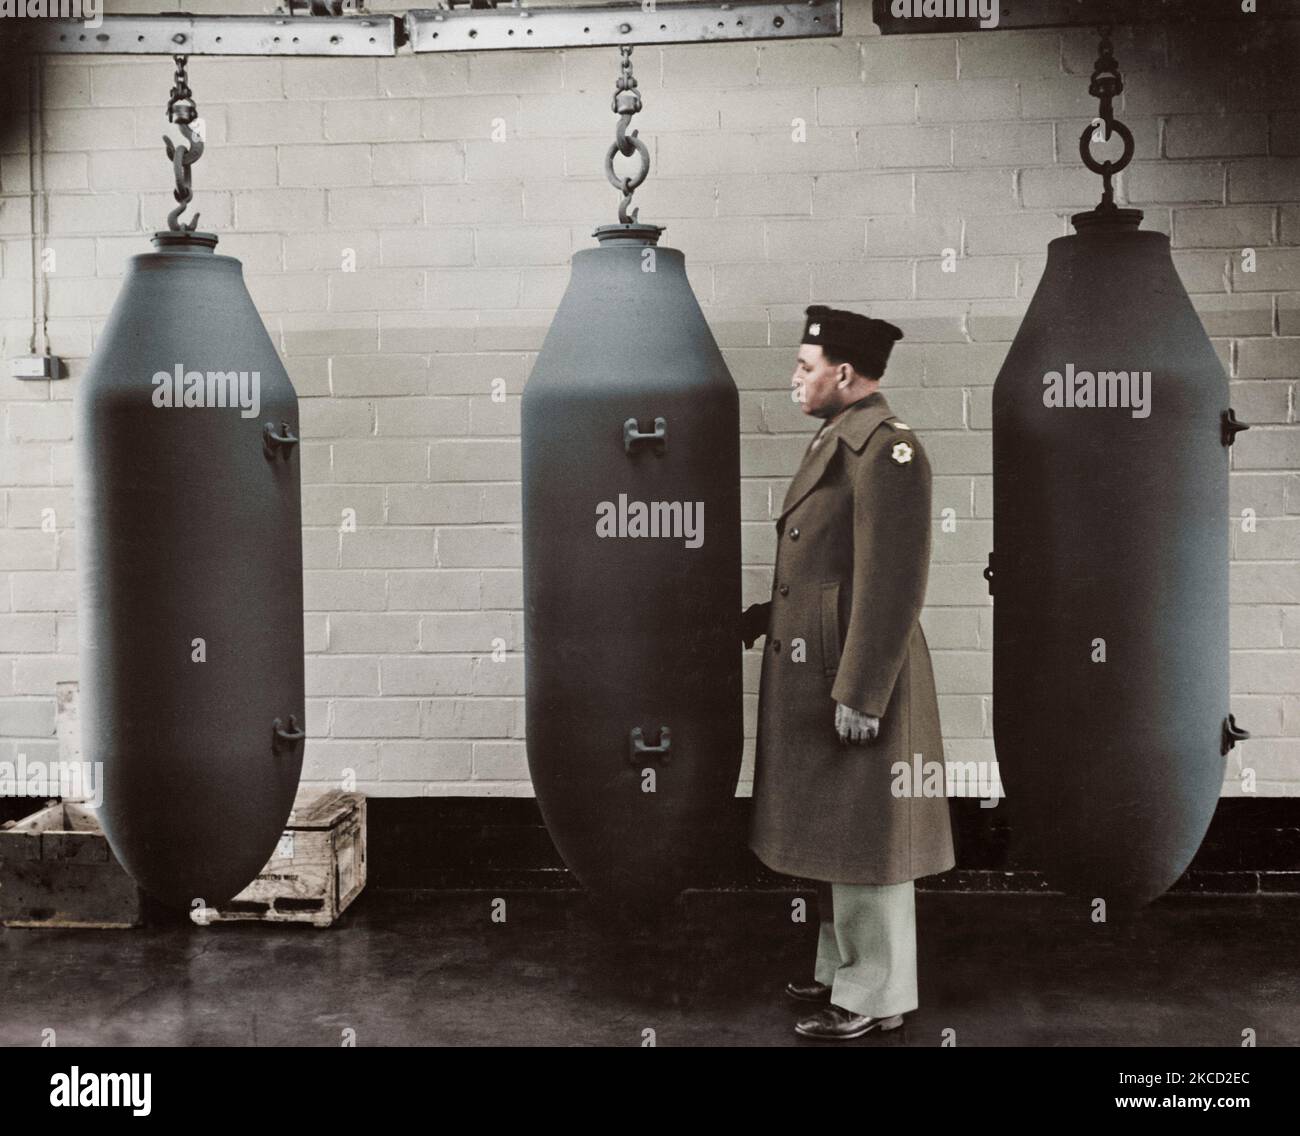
[749,391,955,885]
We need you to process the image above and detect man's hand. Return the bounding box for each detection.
[835,702,880,745]
[741,601,771,649]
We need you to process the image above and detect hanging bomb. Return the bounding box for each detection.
[76,230,305,908]
[522,223,742,907]
[989,206,1249,907]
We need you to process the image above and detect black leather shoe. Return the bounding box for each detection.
[794,1004,905,1041]
[785,979,832,1003]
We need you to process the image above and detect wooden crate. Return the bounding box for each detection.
[206,789,366,928]
[0,801,144,929]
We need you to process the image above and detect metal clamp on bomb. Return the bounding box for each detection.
[629,726,672,766]
[983,552,998,596]
[623,415,667,455]
[1221,408,1250,447]
[263,420,300,461]
[271,715,306,757]
[1222,714,1251,756]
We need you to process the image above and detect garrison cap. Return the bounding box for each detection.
[801,305,904,380]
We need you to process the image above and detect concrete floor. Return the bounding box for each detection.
[1,891,1296,1047]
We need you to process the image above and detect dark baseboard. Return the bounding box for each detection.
[5,793,1293,895]
[367,796,1300,896]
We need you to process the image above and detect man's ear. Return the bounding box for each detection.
[836,363,852,387]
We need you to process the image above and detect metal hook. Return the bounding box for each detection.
[604,45,650,225]
[1078,25,1133,213]
[162,55,203,232]
[163,122,204,232]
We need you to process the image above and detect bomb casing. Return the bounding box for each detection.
[990,208,1243,907]
[76,230,305,908]
[521,223,743,908]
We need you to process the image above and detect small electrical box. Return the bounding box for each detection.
[10,356,62,380]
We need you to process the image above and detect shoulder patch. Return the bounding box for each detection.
[890,440,914,465]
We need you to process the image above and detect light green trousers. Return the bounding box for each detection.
[814,880,918,1019]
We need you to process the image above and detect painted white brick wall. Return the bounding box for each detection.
[1,2,1297,797]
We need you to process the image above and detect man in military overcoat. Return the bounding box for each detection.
[742,305,954,1042]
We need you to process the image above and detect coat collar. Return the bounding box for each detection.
[778,391,895,521]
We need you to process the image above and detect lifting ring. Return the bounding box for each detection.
[1078,118,1134,180]
[604,134,650,195]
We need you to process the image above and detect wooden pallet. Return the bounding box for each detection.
[206,789,367,928]
[0,801,143,929]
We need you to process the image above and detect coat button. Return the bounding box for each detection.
[789,527,800,540]
[772,639,782,653]
[778,584,789,596]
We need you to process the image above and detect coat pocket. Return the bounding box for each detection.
[819,581,842,677]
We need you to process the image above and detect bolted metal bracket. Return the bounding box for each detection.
[35,14,399,56]
[406,1,841,52]
[34,3,840,56]
[282,1,360,15]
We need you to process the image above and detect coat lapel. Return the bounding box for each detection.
[778,393,894,521]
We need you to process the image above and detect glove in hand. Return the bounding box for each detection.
[835,702,880,745]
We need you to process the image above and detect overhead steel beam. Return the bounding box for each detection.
[31,13,400,56]
[29,2,841,56]
[405,1,841,52]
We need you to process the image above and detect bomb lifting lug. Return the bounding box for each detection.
[623,416,667,455]
[629,726,672,766]
[1222,408,1250,447]
[272,715,307,757]
[263,420,300,461]
[1222,714,1250,756]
